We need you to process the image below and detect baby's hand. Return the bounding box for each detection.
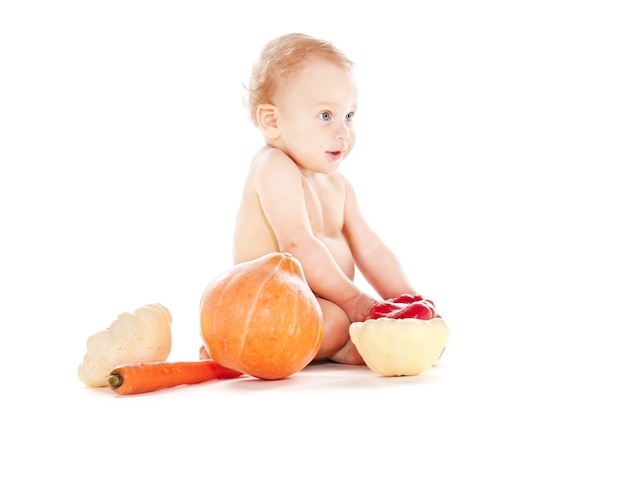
[366,294,440,320]
[341,292,379,323]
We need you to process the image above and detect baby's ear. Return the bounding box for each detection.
[256,103,279,139]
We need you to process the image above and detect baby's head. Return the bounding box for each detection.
[246,33,354,127]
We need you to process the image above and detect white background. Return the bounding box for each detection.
[1,1,624,482]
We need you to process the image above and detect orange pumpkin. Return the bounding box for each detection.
[200,252,324,380]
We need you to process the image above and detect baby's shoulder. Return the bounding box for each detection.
[247,146,302,190]
[251,146,296,171]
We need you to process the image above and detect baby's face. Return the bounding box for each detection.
[273,59,358,175]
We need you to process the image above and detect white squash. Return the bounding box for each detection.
[78,303,173,387]
[349,317,450,377]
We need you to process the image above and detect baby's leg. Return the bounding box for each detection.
[314,297,365,365]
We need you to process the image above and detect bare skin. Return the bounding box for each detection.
[233,59,416,364]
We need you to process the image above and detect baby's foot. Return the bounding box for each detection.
[199,345,211,360]
[330,340,365,365]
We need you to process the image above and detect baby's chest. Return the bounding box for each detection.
[302,180,344,235]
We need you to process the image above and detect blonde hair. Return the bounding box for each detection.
[245,33,354,126]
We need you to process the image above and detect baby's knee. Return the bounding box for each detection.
[316,298,351,354]
[315,297,365,365]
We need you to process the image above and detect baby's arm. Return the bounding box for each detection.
[254,150,376,322]
[342,178,417,299]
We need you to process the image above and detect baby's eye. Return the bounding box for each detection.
[345,112,355,122]
[319,112,331,121]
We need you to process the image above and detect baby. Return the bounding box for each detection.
[233,33,417,365]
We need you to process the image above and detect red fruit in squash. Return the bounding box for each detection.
[200,252,324,380]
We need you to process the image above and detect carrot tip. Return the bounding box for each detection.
[107,372,123,389]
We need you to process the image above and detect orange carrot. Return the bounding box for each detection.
[106,359,242,395]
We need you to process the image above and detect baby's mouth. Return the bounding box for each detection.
[326,150,343,161]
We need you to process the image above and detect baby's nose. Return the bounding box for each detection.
[335,121,351,140]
